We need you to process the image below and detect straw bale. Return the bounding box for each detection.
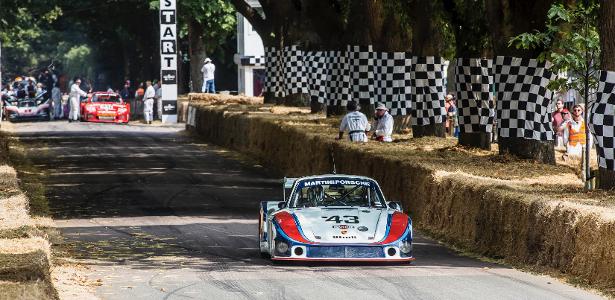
[0,237,51,282]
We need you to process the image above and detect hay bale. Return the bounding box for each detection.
[0,238,51,282]
[188,93,263,105]
[0,280,58,300]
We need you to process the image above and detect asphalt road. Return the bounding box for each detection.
[6,120,604,300]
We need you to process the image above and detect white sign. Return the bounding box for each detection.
[160,0,178,123]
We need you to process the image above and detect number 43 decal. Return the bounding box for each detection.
[323,216,359,224]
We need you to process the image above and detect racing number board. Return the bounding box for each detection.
[160,0,178,123]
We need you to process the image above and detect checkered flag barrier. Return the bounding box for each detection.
[240,56,265,67]
[326,50,352,107]
[264,46,286,97]
[348,45,375,104]
[455,58,495,133]
[590,70,615,170]
[283,45,309,95]
[493,56,555,141]
[304,51,329,104]
[410,56,447,126]
[374,52,412,116]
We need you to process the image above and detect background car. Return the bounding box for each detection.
[80,92,130,124]
[2,94,51,122]
[259,174,413,262]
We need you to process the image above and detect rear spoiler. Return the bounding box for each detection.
[283,177,298,202]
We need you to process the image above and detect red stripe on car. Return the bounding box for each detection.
[377,212,409,245]
[274,211,312,244]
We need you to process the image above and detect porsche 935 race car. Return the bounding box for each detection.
[259,175,413,262]
[80,92,130,124]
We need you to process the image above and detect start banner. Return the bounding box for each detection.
[160,0,177,123]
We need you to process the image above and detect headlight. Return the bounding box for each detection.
[275,241,289,254]
[117,107,127,114]
[399,240,412,254]
[86,105,96,113]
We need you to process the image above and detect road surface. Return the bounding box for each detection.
[6,121,603,300]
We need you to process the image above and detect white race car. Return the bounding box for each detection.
[259,174,414,262]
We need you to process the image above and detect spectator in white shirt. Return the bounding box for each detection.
[201,58,216,93]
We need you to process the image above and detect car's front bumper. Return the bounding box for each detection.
[271,244,414,262]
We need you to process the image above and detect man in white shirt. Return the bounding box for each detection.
[143,81,156,124]
[69,78,88,122]
[154,80,163,120]
[201,58,216,93]
[372,103,394,142]
[337,101,370,142]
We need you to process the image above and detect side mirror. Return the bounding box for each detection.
[277,202,287,209]
[387,201,403,211]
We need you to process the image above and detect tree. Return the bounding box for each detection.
[598,0,615,189]
[486,0,557,164]
[510,2,600,186]
[444,0,494,149]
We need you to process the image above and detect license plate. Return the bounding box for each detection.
[99,116,115,120]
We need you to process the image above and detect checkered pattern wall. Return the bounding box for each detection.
[493,56,555,141]
[304,51,329,104]
[455,58,495,133]
[590,70,615,170]
[325,50,352,106]
[347,45,376,104]
[283,45,310,95]
[410,56,447,126]
[374,52,413,116]
[264,47,286,97]
[240,56,265,67]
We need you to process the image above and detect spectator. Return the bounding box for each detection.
[120,81,131,100]
[337,101,370,142]
[552,99,570,147]
[51,83,62,120]
[559,104,588,157]
[154,80,163,120]
[143,81,155,124]
[372,103,394,142]
[201,58,216,93]
[68,78,88,122]
[445,94,459,137]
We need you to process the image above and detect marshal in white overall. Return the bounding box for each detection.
[259,175,414,262]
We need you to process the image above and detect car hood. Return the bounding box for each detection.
[291,207,389,244]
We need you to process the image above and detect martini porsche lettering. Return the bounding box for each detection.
[303,180,371,187]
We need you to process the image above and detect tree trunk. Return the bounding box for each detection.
[598,0,615,188]
[188,18,206,93]
[498,137,555,164]
[486,0,555,164]
[459,132,492,150]
[408,1,446,138]
[413,122,446,138]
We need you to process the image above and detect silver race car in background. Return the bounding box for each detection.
[259,174,413,262]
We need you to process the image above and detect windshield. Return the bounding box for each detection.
[92,95,121,103]
[290,178,386,208]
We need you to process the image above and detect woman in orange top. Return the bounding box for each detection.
[559,104,589,157]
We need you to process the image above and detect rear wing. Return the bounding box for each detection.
[283,177,298,202]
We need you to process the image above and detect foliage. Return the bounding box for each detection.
[509,2,600,95]
[62,45,94,81]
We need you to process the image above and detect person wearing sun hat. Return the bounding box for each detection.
[201,58,216,93]
[372,103,394,142]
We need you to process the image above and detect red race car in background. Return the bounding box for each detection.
[80,92,130,124]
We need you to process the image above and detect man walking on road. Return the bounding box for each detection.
[69,78,88,122]
[201,58,216,93]
[337,101,370,142]
[143,81,155,124]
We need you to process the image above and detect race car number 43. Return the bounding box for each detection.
[323,216,359,224]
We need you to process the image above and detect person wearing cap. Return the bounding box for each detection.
[337,101,371,142]
[201,58,216,93]
[372,103,394,142]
